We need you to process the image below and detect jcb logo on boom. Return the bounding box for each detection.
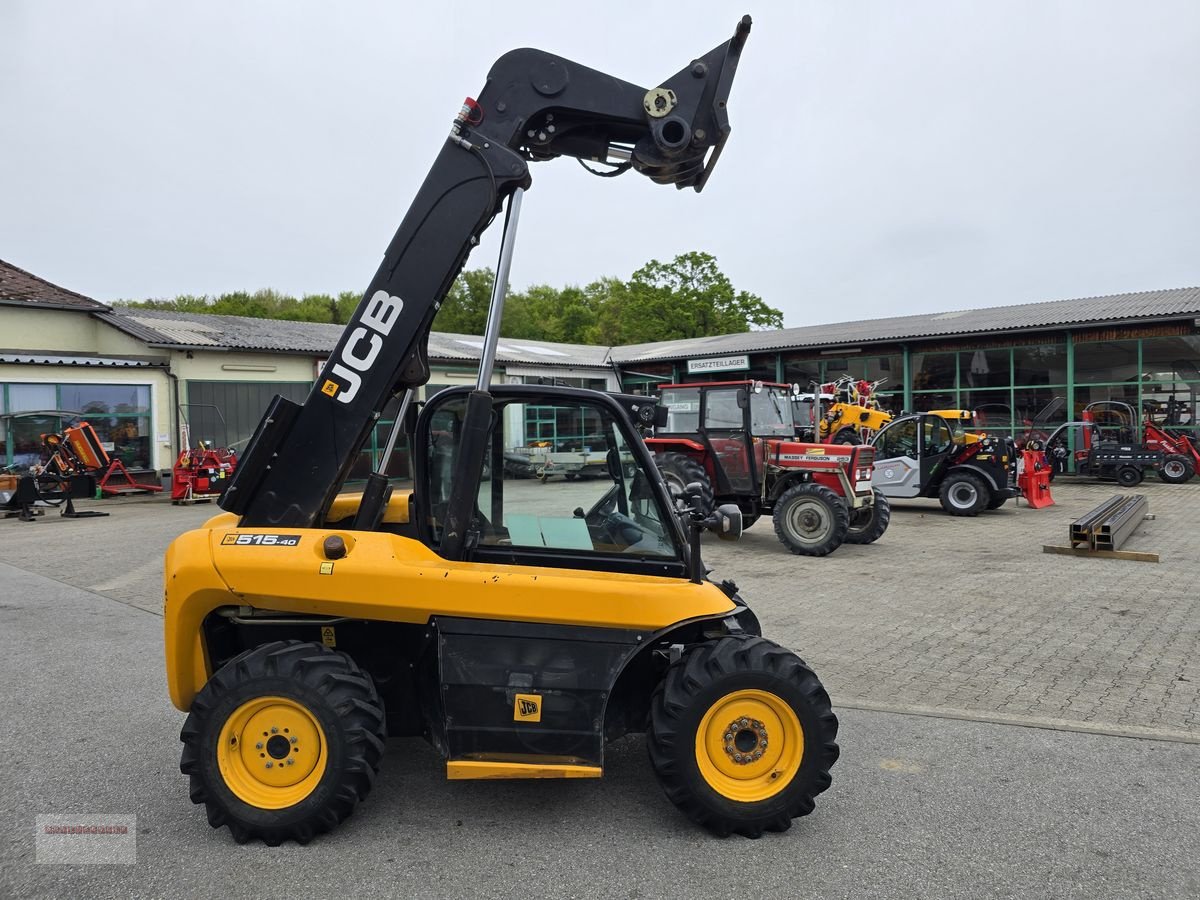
[321,290,404,403]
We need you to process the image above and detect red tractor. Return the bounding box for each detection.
[646,380,887,556]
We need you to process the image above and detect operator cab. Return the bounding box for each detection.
[656,381,795,496]
[415,385,689,578]
[869,413,955,497]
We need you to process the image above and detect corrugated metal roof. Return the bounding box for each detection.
[96,284,1200,369]
[0,258,111,311]
[0,353,161,368]
[100,308,614,367]
[611,286,1200,363]
[122,315,222,346]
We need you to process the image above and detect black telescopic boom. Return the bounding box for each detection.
[221,16,752,528]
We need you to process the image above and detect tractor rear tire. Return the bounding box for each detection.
[1116,466,1142,487]
[655,452,714,512]
[772,483,849,556]
[1158,455,1194,485]
[646,635,839,838]
[180,640,386,846]
[844,489,890,544]
[938,471,989,517]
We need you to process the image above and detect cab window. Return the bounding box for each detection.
[750,389,794,437]
[423,393,679,560]
[875,418,918,459]
[660,388,700,432]
[922,418,954,455]
[704,389,744,430]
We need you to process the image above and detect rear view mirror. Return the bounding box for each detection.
[708,503,743,541]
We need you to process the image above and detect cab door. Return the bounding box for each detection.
[870,415,921,497]
[918,414,956,486]
[700,387,756,495]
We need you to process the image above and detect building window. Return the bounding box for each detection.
[1012,344,1067,387]
[1074,339,1139,385]
[911,390,957,413]
[959,349,1010,390]
[911,353,956,392]
[1,382,153,469]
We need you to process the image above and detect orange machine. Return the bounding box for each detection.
[42,422,163,496]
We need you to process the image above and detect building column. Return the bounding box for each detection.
[902,346,913,413]
[1065,331,1075,421]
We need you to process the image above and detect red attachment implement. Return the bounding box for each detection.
[1017,449,1054,508]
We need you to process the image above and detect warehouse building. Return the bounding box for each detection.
[3,256,1198,477]
[0,259,617,476]
[613,288,1200,442]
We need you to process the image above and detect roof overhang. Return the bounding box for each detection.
[0,351,166,368]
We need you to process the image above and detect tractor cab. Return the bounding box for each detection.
[654,380,796,498]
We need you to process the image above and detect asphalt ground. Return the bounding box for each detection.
[2,480,1199,897]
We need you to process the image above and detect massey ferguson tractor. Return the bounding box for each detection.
[647,380,888,556]
[161,17,843,848]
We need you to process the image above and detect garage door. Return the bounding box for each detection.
[184,381,311,449]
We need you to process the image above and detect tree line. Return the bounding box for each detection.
[118,251,783,345]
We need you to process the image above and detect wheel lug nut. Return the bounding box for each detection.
[286,758,294,766]
[290,736,299,744]
[255,742,263,750]
[270,727,279,734]
[265,762,273,769]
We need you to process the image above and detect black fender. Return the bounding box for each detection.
[601,600,760,742]
[951,462,1006,494]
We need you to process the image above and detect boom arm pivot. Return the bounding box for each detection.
[222,16,752,528]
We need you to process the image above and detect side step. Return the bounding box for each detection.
[446,760,602,780]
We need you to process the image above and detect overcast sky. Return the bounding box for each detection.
[2,1,1198,327]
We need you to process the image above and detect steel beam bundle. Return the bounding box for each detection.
[1069,494,1148,552]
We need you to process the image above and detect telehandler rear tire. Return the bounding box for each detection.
[844,489,890,544]
[647,635,839,838]
[180,640,386,846]
[772,483,848,556]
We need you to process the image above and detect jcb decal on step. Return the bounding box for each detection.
[514,694,542,723]
[220,533,301,546]
[323,290,404,403]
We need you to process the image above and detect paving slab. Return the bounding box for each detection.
[1,563,1197,899]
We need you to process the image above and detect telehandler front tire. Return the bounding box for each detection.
[180,640,386,846]
[938,470,989,516]
[647,635,839,838]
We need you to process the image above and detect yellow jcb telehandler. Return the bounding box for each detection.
[163,15,839,846]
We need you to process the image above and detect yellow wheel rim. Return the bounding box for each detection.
[694,689,804,803]
[216,696,327,809]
